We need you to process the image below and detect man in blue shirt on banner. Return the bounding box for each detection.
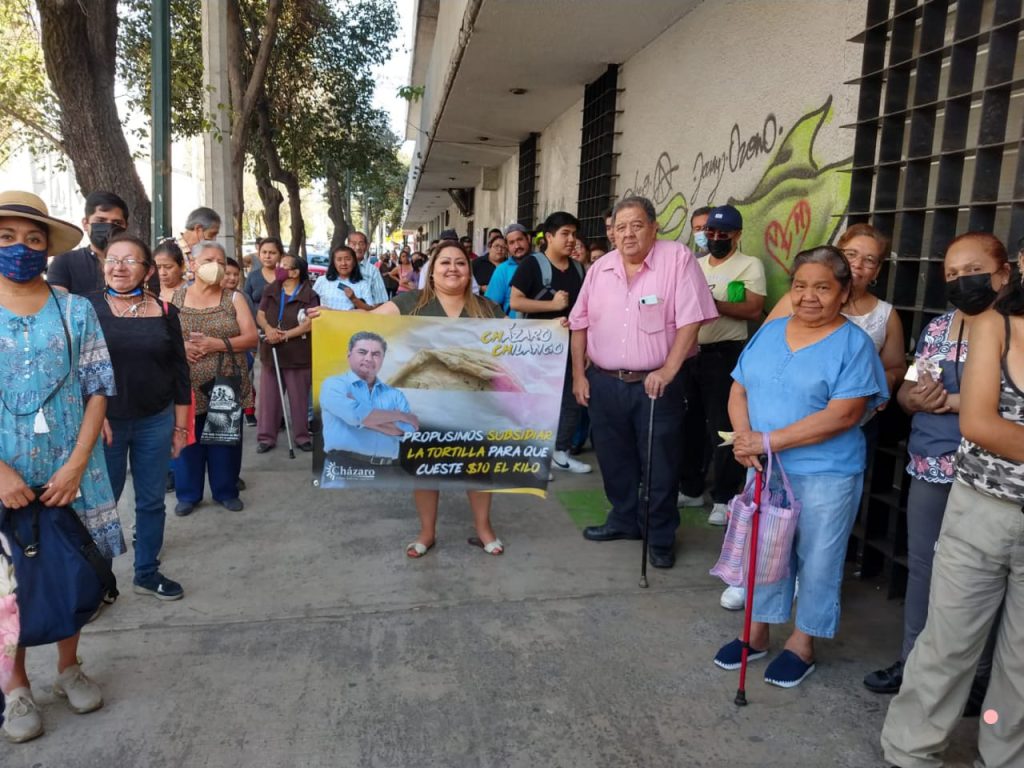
[320,331,419,486]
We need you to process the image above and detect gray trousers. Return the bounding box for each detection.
[903,476,997,679]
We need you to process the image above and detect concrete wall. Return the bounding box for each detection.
[615,0,862,301]
[536,95,584,218]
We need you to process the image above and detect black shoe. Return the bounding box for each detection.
[133,572,184,601]
[582,524,642,542]
[245,414,257,427]
[219,497,244,512]
[256,442,274,454]
[165,472,175,494]
[297,441,313,452]
[648,546,675,568]
[863,660,903,694]
[174,502,195,517]
[236,477,247,491]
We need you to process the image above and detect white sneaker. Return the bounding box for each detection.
[677,492,704,508]
[2,687,43,743]
[53,664,103,714]
[707,503,728,526]
[551,450,592,474]
[720,585,746,611]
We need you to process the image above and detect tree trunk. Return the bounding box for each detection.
[255,95,304,256]
[36,0,151,239]
[254,156,283,239]
[326,166,350,252]
[226,0,283,256]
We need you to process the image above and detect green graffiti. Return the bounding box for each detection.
[656,192,688,241]
[730,96,852,306]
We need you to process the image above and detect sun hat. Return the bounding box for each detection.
[0,190,83,254]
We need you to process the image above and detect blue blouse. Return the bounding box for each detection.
[732,317,888,475]
[0,289,123,558]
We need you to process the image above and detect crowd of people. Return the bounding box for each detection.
[0,185,1021,768]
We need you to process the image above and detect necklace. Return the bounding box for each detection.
[105,291,151,318]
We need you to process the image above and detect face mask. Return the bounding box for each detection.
[0,243,48,283]
[88,222,124,251]
[707,237,733,258]
[274,266,291,282]
[946,273,998,315]
[196,261,225,286]
[694,231,708,251]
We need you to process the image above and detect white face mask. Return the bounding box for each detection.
[196,261,225,285]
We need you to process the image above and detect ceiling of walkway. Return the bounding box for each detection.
[405,0,701,225]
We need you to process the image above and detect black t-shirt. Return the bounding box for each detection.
[509,254,584,319]
[87,292,192,420]
[49,246,160,295]
[472,258,498,289]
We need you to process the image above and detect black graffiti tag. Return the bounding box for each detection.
[625,151,679,204]
[690,113,781,205]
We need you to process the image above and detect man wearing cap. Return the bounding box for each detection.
[570,195,718,568]
[459,235,478,260]
[484,223,536,317]
[47,191,137,295]
[678,205,766,544]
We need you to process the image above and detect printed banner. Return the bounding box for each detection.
[311,312,569,495]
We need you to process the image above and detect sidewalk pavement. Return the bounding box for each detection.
[2,440,979,767]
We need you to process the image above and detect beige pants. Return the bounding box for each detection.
[881,480,1024,768]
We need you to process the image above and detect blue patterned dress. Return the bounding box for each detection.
[0,289,123,558]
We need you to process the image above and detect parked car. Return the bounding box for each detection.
[307,250,329,278]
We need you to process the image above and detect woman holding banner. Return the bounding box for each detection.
[372,240,506,557]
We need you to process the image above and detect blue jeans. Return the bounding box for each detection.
[104,405,174,581]
[173,413,243,504]
[750,471,863,638]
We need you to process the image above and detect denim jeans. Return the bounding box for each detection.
[104,405,174,581]
[173,413,244,504]
[750,470,863,638]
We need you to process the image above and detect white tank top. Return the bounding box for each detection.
[844,299,892,352]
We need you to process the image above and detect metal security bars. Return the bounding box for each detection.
[577,64,620,240]
[847,0,1024,595]
[517,133,539,229]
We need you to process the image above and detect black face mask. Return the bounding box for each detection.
[89,222,124,251]
[946,273,998,316]
[707,237,733,258]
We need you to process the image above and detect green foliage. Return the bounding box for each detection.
[0,0,62,163]
[396,84,424,103]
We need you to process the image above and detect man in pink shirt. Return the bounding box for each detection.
[569,195,718,568]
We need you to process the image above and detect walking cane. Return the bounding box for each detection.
[639,395,656,589]
[735,459,766,706]
[270,344,296,460]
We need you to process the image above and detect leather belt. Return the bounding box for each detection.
[591,366,650,384]
[327,449,396,466]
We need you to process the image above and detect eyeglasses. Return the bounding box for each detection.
[104,258,143,267]
[842,249,881,269]
[705,230,734,240]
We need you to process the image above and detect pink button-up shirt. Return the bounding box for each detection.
[568,239,718,371]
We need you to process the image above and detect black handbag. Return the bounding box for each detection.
[200,339,243,446]
[0,492,118,647]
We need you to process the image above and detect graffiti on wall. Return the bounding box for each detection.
[624,96,852,305]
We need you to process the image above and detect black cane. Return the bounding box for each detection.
[639,394,656,588]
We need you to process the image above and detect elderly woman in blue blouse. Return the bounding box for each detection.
[712,245,888,688]
[0,191,121,743]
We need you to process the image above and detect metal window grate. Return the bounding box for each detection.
[577,64,619,240]
[848,0,1024,596]
[518,133,539,229]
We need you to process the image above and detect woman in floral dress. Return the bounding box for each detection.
[0,191,121,743]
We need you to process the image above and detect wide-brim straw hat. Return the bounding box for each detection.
[0,190,83,255]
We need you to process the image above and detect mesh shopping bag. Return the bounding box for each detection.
[710,440,801,587]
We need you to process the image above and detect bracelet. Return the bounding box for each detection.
[173,427,189,435]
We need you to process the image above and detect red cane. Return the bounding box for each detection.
[735,461,765,706]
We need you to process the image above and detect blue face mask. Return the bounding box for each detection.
[694,231,709,251]
[0,242,48,282]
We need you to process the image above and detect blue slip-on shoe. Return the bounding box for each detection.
[764,650,816,688]
[713,638,767,671]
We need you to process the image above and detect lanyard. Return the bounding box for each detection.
[954,316,966,390]
[277,283,301,327]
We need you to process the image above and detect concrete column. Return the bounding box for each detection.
[201,0,236,254]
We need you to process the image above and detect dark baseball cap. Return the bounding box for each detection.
[707,205,743,232]
[439,228,459,241]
